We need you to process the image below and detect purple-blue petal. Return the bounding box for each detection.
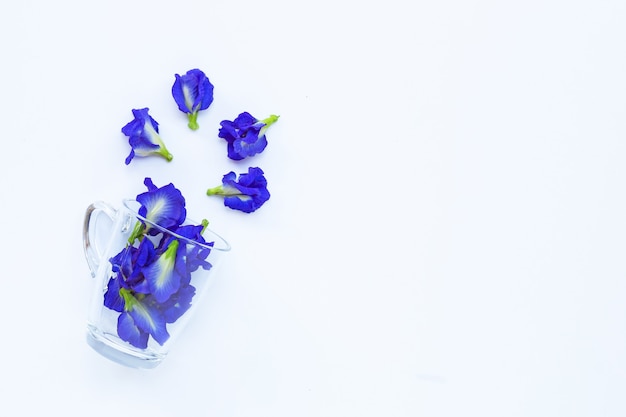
[232,134,267,159]
[221,167,270,213]
[218,112,269,160]
[172,74,189,113]
[109,239,156,293]
[143,177,157,192]
[104,276,125,312]
[121,108,170,164]
[136,180,186,231]
[129,300,169,346]
[124,149,135,165]
[223,195,257,213]
[142,240,185,303]
[118,312,149,349]
[170,224,213,273]
[233,111,257,128]
[162,284,196,323]
[122,108,159,135]
[171,69,214,114]
[128,135,160,155]
[196,74,214,111]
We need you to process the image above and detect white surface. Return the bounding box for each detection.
[1,0,625,415]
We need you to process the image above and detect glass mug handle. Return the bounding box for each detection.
[82,201,117,278]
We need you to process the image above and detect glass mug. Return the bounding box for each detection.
[83,199,230,368]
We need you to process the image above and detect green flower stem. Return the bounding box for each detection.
[261,114,280,126]
[154,135,173,161]
[158,146,174,162]
[163,239,179,262]
[206,185,224,196]
[187,112,199,130]
[127,221,146,244]
[119,287,137,311]
[259,114,279,137]
[207,185,244,197]
[201,219,209,233]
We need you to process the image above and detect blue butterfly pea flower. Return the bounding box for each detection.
[110,238,156,289]
[117,288,170,348]
[172,222,214,273]
[117,312,150,349]
[161,284,196,324]
[121,108,173,164]
[219,112,279,160]
[142,239,186,303]
[104,275,125,313]
[171,68,214,130]
[206,167,270,213]
[133,178,187,238]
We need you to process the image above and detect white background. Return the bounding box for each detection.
[1,0,625,415]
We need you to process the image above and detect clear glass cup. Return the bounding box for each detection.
[83,199,230,368]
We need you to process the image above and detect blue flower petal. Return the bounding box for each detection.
[124,149,135,165]
[136,179,186,232]
[207,168,270,213]
[232,134,267,159]
[128,300,169,346]
[143,177,158,192]
[104,276,125,312]
[174,225,214,273]
[223,194,258,213]
[109,239,156,293]
[172,69,214,114]
[171,75,188,113]
[121,108,172,164]
[162,284,196,323]
[143,239,184,303]
[118,312,149,349]
[128,135,160,155]
[218,112,277,160]
[223,167,270,213]
[233,112,257,128]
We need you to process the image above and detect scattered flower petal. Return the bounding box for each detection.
[171,68,214,130]
[206,167,270,213]
[121,108,173,164]
[219,112,279,160]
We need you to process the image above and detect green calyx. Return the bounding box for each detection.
[259,114,279,137]
[163,239,179,262]
[261,114,280,126]
[158,146,174,161]
[187,112,199,130]
[127,220,150,244]
[119,287,137,312]
[154,135,173,161]
[206,185,224,196]
[127,221,146,244]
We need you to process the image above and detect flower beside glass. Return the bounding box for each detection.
[121,108,173,165]
[206,167,270,213]
[218,112,279,160]
[172,68,214,131]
